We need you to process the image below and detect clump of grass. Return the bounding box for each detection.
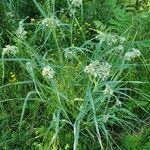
[0,0,149,149]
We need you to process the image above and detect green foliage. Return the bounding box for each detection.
[118,0,150,12]
[120,126,150,150]
[0,0,150,149]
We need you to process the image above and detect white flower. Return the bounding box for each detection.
[116,99,122,106]
[84,61,111,80]
[69,8,76,16]
[103,114,110,123]
[97,32,126,45]
[84,62,97,77]
[115,45,124,54]
[109,35,117,45]
[119,37,126,44]
[132,48,141,56]
[41,16,60,28]
[2,45,18,55]
[71,0,82,7]
[124,48,141,61]
[97,31,118,45]
[42,66,55,78]
[64,49,76,59]
[103,84,113,95]
[16,20,27,39]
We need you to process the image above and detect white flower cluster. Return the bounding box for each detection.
[97,31,116,45]
[70,0,82,7]
[84,60,111,80]
[116,99,122,106]
[103,114,110,123]
[41,16,60,28]
[16,20,27,39]
[115,45,124,54]
[2,45,18,55]
[96,31,126,45]
[124,48,141,61]
[42,66,55,78]
[64,49,76,59]
[103,84,113,95]
[119,37,126,44]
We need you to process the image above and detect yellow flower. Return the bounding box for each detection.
[9,72,17,83]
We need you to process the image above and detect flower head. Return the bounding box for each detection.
[84,60,111,80]
[115,45,124,54]
[119,37,126,44]
[64,49,76,59]
[97,31,118,45]
[103,84,113,95]
[2,45,18,55]
[71,0,82,7]
[96,32,126,46]
[41,16,60,28]
[124,48,141,61]
[116,99,122,106]
[42,66,55,78]
[16,20,27,39]
[103,114,110,123]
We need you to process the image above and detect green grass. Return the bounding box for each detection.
[0,0,150,149]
